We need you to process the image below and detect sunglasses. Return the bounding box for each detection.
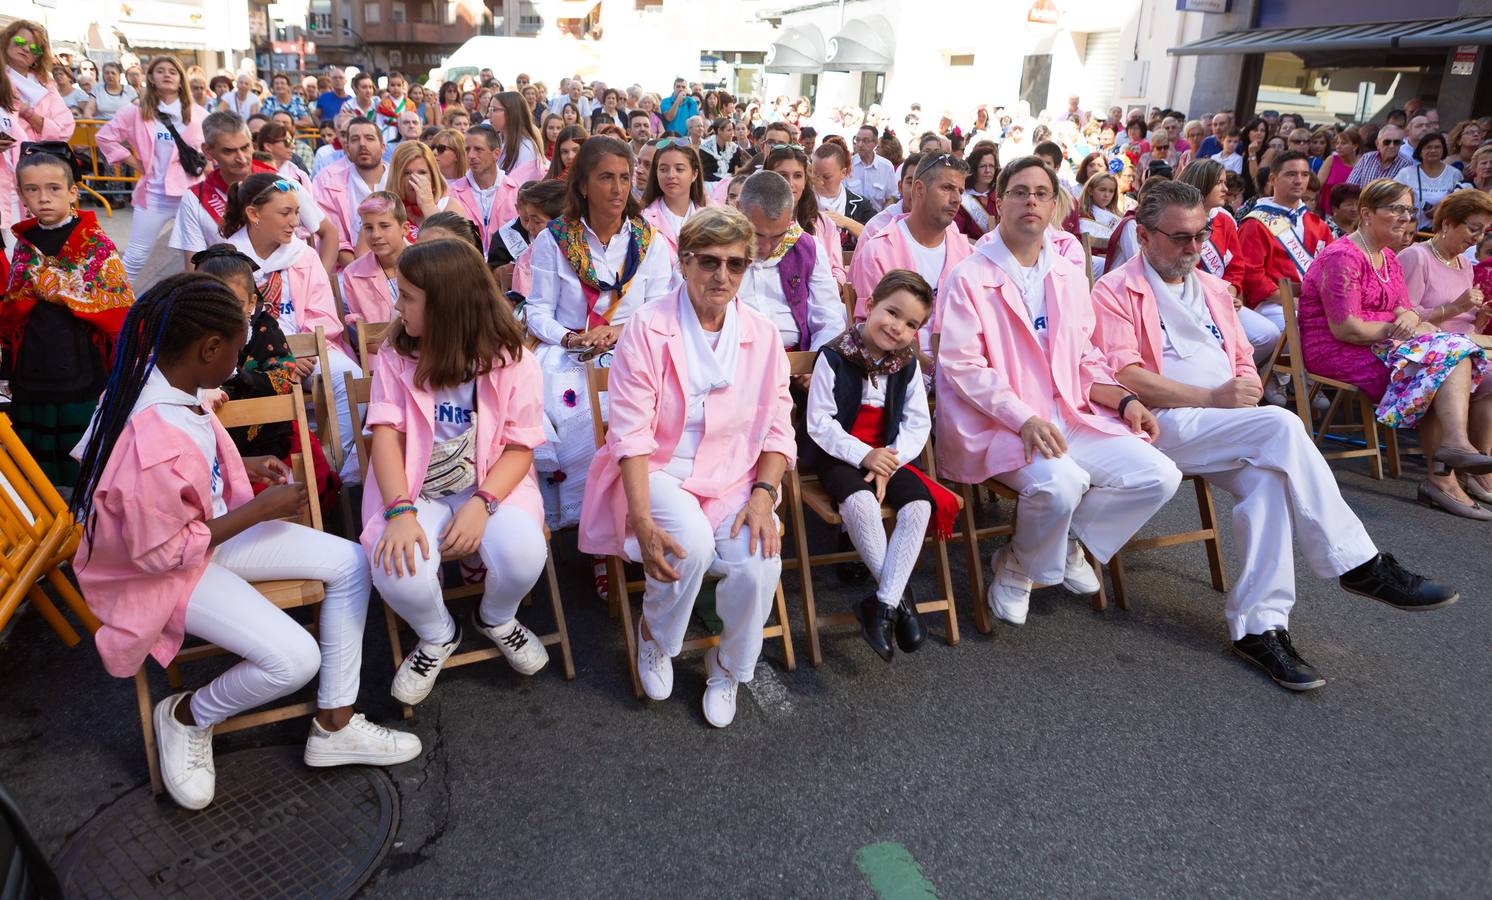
[431,144,455,154]
[251,178,297,203]
[915,153,971,179]
[1152,225,1215,245]
[10,36,40,55]
[767,142,805,153]
[654,137,693,150]
[1380,139,1404,146]
[685,252,749,274]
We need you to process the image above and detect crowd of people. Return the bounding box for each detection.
[3,19,1487,813]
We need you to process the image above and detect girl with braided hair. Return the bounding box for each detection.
[70,274,420,811]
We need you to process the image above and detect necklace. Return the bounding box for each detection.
[1429,238,1461,268]
[1353,232,1391,284]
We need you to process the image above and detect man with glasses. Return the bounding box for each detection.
[1090,179,1456,691]
[448,124,516,255]
[937,156,1181,626]
[734,170,845,350]
[1347,124,1412,185]
[850,124,896,211]
[1237,151,1332,336]
[170,111,337,280]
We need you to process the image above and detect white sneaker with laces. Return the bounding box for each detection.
[304,714,423,767]
[702,647,739,728]
[988,546,1034,626]
[473,613,549,675]
[1263,376,1289,407]
[391,627,461,706]
[1062,539,1101,595]
[154,692,216,810]
[637,620,673,700]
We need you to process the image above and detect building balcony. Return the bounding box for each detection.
[360,20,477,44]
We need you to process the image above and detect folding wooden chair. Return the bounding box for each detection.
[356,320,395,376]
[586,361,796,700]
[0,414,99,646]
[127,391,328,794]
[1104,474,1226,609]
[777,351,963,667]
[284,325,341,470]
[345,373,574,718]
[1267,278,1398,479]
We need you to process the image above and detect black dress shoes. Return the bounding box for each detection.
[858,596,896,662]
[1232,628,1326,691]
[1339,553,1460,611]
[894,590,925,653]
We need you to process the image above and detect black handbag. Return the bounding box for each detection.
[157,112,206,177]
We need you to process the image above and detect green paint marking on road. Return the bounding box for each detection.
[855,842,939,900]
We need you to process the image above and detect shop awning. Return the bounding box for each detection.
[765,24,825,74]
[1170,15,1492,56]
[113,22,208,52]
[824,15,895,72]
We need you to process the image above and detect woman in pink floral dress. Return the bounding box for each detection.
[1299,179,1492,519]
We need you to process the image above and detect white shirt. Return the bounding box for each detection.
[432,382,477,442]
[1212,151,1243,174]
[169,179,325,253]
[897,219,948,299]
[1151,274,1232,390]
[850,154,897,211]
[806,353,930,467]
[1018,263,1050,351]
[737,242,846,350]
[472,177,499,225]
[503,137,542,177]
[817,186,847,216]
[223,91,259,118]
[93,83,136,118]
[150,99,183,192]
[525,218,675,345]
[1395,164,1467,230]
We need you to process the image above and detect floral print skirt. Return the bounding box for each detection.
[1373,332,1488,428]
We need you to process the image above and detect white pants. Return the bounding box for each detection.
[317,345,364,484]
[371,487,548,645]
[122,195,182,286]
[1153,405,1378,640]
[1237,304,1283,368]
[995,422,1182,585]
[626,471,780,683]
[1254,298,1286,333]
[183,521,371,726]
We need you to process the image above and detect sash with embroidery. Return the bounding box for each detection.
[500,221,529,261]
[1244,209,1315,278]
[1198,236,1230,277]
[960,191,993,234]
[546,216,655,328]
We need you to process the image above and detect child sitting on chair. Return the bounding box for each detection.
[803,269,958,662]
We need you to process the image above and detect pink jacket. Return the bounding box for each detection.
[848,213,973,323]
[977,225,1086,270]
[359,346,547,555]
[447,172,518,254]
[17,79,75,142]
[934,248,1134,483]
[75,408,254,676]
[311,160,365,253]
[640,198,687,262]
[578,290,797,556]
[94,103,208,210]
[340,250,396,324]
[245,236,353,356]
[1090,255,1258,382]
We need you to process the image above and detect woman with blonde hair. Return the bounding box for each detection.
[1077,172,1121,282]
[430,127,469,182]
[387,141,464,240]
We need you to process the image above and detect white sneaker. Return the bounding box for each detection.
[1263,378,1288,407]
[304,714,423,767]
[1310,382,1331,412]
[637,620,673,700]
[153,692,216,810]
[473,612,549,676]
[1062,539,1100,596]
[702,647,739,728]
[988,546,1034,626]
[391,627,461,706]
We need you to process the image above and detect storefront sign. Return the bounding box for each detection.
[1027,0,1059,25]
[1176,0,1231,11]
[1452,44,1477,76]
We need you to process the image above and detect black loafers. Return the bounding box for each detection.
[857,596,896,662]
[894,590,926,653]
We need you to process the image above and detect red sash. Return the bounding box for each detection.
[847,405,958,540]
[192,160,281,224]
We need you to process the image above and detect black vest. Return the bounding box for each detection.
[802,346,914,471]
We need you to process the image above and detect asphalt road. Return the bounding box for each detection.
[5,211,1488,898]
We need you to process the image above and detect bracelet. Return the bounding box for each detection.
[382,504,417,521]
[383,495,412,512]
[1117,394,1140,417]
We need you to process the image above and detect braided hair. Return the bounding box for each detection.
[70,274,248,539]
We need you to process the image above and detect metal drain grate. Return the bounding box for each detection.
[53,746,399,899]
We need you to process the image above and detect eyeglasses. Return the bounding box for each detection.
[1152,225,1214,245]
[1378,204,1415,218]
[1001,186,1056,203]
[1380,139,1404,146]
[10,36,40,55]
[685,252,749,274]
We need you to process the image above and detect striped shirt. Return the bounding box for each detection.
[1346,151,1411,186]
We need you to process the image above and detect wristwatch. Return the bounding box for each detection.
[751,481,779,504]
[474,489,500,515]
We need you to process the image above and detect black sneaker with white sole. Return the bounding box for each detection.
[1232,628,1327,692]
[1339,553,1459,611]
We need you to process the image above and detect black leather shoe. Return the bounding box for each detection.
[1232,629,1326,691]
[1339,553,1460,611]
[857,597,896,662]
[894,590,925,653]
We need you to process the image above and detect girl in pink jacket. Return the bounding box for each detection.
[70,274,419,812]
[222,172,363,482]
[363,239,551,707]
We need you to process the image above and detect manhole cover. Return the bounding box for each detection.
[53,745,399,899]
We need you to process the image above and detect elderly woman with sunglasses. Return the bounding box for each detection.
[580,206,794,728]
[1299,178,1492,519]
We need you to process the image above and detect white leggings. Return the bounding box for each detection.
[626,471,781,683]
[122,195,182,285]
[183,520,371,726]
[371,487,548,645]
[318,345,364,484]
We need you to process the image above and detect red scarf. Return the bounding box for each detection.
[192,160,280,224]
[847,406,959,541]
